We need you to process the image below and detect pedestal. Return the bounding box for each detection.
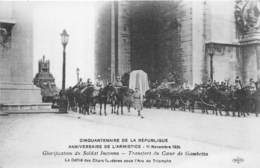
[0,82,54,115]
[239,31,260,83]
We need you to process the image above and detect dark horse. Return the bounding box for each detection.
[113,86,134,115]
[71,85,87,114]
[98,85,117,115]
[234,86,260,117]
[80,86,100,115]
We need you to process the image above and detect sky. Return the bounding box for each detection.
[33,2,100,88]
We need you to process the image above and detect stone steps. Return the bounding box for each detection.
[0,103,61,115]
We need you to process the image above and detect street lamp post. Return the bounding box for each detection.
[61,29,69,91]
[59,29,69,113]
[208,43,215,81]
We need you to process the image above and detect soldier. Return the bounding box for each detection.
[133,87,143,117]
[235,76,242,89]
[86,78,93,87]
[158,78,168,89]
[58,90,68,113]
[248,78,257,93]
[182,80,190,89]
[95,75,104,90]
[206,79,212,86]
[73,78,83,88]
[107,82,113,87]
[114,75,123,87]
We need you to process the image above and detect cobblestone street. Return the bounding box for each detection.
[0,108,260,168]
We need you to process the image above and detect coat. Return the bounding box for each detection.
[133,90,142,111]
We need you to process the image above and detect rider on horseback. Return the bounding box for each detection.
[86,78,93,87]
[248,78,257,93]
[114,75,123,87]
[73,78,83,88]
[235,76,242,90]
[95,75,104,90]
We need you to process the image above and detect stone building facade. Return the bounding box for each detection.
[95,0,260,87]
[95,1,131,84]
[0,2,42,106]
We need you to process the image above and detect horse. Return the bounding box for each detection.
[232,86,252,117]
[250,89,260,117]
[80,85,100,115]
[144,89,159,108]
[113,86,134,115]
[72,85,87,114]
[97,85,117,115]
[65,87,77,111]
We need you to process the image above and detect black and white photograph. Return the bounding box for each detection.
[0,0,260,167]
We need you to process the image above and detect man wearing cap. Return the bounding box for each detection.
[133,87,143,117]
[235,76,242,90]
[86,78,93,87]
[95,75,104,90]
[73,78,83,88]
[248,78,257,93]
[114,75,123,88]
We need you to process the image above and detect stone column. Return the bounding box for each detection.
[111,1,116,83]
[0,3,42,105]
[256,45,260,81]
[118,1,131,76]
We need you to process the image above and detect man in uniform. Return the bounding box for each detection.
[133,87,143,117]
[235,76,242,89]
[73,78,83,88]
[158,78,169,89]
[248,78,257,93]
[206,79,212,87]
[95,75,104,90]
[86,78,93,87]
[114,75,123,87]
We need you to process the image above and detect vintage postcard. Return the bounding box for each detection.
[0,0,260,167]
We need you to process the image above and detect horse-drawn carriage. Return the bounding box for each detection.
[144,81,260,117]
[65,70,150,116]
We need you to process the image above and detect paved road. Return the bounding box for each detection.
[0,108,259,168]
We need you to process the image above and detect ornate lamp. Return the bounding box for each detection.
[61,29,69,48]
[59,29,69,113]
[60,29,69,91]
